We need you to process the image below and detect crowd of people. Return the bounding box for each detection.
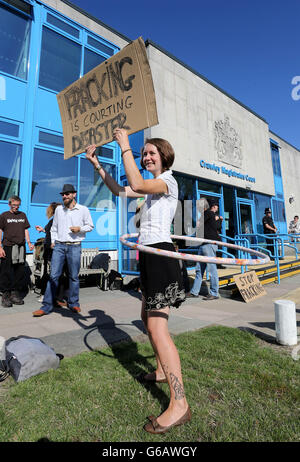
[1,128,299,434]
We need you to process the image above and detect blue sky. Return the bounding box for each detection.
[70,0,300,149]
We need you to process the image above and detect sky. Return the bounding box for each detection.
[69,0,300,149]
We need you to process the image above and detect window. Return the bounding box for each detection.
[84,48,106,75]
[0,140,21,200]
[46,13,80,39]
[0,120,19,138]
[0,4,31,79]
[39,27,81,92]
[31,148,77,204]
[254,193,271,235]
[237,188,253,199]
[197,179,220,193]
[173,173,196,239]
[271,146,282,177]
[79,158,116,208]
[272,199,286,224]
[87,36,114,56]
[38,131,64,148]
[95,146,114,160]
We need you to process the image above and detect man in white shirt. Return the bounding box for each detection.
[288,215,300,242]
[33,184,94,317]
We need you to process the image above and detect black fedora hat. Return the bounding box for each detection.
[265,207,272,214]
[60,184,77,195]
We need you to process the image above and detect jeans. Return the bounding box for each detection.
[190,244,219,297]
[41,242,81,314]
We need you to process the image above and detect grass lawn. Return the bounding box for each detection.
[0,326,299,442]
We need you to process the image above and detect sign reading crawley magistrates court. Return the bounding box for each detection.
[57,37,158,159]
[234,271,266,303]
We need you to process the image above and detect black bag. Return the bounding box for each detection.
[90,253,111,272]
[108,270,123,290]
[2,336,62,382]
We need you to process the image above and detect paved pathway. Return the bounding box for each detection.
[1,274,299,357]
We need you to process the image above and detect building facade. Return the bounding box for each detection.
[0,0,299,272]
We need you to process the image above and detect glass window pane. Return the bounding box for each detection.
[46,13,79,38]
[237,188,252,199]
[39,131,64,148]
[87,36,114,56]
[5,0,32,16]
[173,173,196,241]
[254,193,271,235]
[0,140,21,200]
[0,120,19,137]
[84,48,106,75]
[39,27,81,92]
[95,146,114,160]
[0,5,31,79]
[197,179,220,193]
[79,158,116,208]
[31,148,77,204]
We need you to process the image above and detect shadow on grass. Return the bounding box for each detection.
[72,309,170,410]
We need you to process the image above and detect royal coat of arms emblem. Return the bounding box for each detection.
[214,115,243,168]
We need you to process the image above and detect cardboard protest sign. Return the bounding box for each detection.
[57,37,158,159]
[234,271,267,303]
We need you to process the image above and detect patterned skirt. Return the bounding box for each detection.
[139,242,186,311]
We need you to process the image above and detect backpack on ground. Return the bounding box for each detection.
[0,336,62,383]
[108,270,123,290]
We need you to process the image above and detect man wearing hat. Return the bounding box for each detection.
[33,184,94,316]
[262,207,277,259]
[186,198,220,300]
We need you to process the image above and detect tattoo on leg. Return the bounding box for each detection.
[170,373,185,400]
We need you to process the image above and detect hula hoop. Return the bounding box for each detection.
[120,233,270,266]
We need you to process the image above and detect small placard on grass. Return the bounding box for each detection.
[234,270,266,303]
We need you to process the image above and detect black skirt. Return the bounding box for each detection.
[139,242,186,311]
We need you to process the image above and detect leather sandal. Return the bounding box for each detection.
[143,406,191,434]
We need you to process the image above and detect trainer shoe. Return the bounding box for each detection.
[32,309,47,317]
[1,293,12,308]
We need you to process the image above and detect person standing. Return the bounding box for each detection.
[262,207,277,259]
[35,202,68,301]
[0,195,34,307]
[85,129,190,435]
[32,184,94,317]
[187,199,220,300]
[288,215,300,241]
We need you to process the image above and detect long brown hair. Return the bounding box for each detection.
[46,202,61,219]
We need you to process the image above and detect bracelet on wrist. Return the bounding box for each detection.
[121,148,132,157]
[95,163,103,171]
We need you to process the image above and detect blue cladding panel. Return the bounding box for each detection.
[0,76,27,121]
[35,88,63,130]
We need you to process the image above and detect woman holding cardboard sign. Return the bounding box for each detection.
[85,129,190,435]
